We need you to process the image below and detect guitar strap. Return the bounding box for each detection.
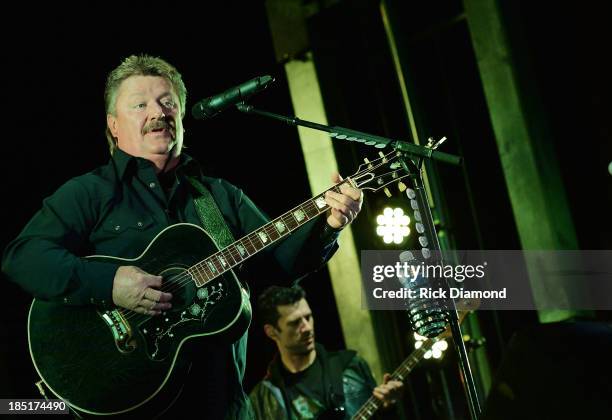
[186,176,235,248]
[315,346,346,411]
[187,176,255,420]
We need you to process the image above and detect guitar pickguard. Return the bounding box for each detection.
[139,279,227,361]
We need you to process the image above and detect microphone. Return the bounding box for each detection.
[191,75,275,120]
[399,251,449,338]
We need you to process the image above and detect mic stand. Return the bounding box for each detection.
[402,157,482,420]
[236,103,461,165]
[236,102,480,419]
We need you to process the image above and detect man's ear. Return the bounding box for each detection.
[107,114,119,138]
[264,324,279,341]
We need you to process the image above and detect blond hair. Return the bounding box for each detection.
[104,55,187,154]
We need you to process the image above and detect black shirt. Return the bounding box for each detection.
[2,149,340,419]
[282,357,328,417]
[2,149,339,306]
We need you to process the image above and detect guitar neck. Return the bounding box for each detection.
[187,181,349,287]
[351,340,436,420]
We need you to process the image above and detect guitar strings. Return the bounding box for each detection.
[118,152,400,324]
[119,190,330,323]
[120,155,401,322]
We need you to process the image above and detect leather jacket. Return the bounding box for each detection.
[249,344,376,419]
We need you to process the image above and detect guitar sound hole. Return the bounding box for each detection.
[159,266,196,312]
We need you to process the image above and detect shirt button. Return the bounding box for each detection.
[114,225,121,231]
[137,221,143,227]
[149,182,156,188]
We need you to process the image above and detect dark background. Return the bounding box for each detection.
[1,1,611,418]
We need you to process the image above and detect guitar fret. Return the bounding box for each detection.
[221,245,239,267]
[233,245,246,262]
[193,262,212,286]
[198,261,211,278]
[224,246,240,265]
[213,255,226,273]
[243,235,258,254]
[205,259,217,275]
[249,232,265,250]
[282,213,298,230]
[273,219,288,236]
[313,194,328,211]
[256,229,271,245]
[200,266,211,286]
[206,256,224,277]
[291,207,308,224]
[263,224,281,241]
[216,252,229,269]
[236,241,249,258]
[303,200,319,218]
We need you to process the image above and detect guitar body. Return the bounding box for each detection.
[28,223,252,417]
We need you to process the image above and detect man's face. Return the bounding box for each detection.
[107,75,183,160]
[272,298,315,355]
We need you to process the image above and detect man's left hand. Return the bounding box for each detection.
[324,173,363,230]
[373,373,403,409]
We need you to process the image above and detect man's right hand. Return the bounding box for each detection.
[112,266,172,315]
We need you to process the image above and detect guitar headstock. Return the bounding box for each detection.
[349,150,411,193]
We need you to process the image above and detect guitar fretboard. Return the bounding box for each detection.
[186,183,346,287]
[352,339,436,420]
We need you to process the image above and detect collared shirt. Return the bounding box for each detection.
[2,148,339,306]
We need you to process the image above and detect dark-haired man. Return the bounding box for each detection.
[250,285,402,419]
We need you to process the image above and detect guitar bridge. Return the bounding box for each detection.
[99,309,135,353]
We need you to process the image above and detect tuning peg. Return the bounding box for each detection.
[363,157,370,164]
[378,151,387,162]
[383,187,392,198]
[398,181,407,192]
[425,136,447,150]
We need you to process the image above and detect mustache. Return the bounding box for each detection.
[143,119,174,134]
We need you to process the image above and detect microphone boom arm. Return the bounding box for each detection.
[236,103,461,166]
